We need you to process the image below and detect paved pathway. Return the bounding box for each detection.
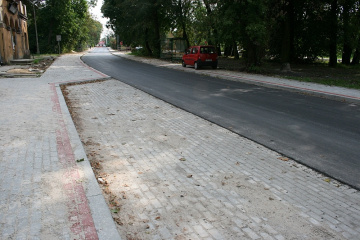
[65,50,360,239]
[1,50,359,240]
[0,53,120,239]
[110,50,360,104]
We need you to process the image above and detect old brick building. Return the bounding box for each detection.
[0,0,30,64]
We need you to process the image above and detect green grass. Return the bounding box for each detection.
[31,54,58,65]
[128,49,154,58]
[33,58,41,64]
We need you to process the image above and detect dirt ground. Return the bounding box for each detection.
[0,56,56,76]
[31,57,56,71]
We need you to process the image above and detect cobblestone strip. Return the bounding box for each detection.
[66,79,360,239]
[50,83,99,239]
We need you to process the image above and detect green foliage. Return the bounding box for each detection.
[86,18,103,47]
[102,0,172,57]
[27,0,360,68]
[27,0,102,54]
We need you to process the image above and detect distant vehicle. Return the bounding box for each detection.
[182,45,218,70]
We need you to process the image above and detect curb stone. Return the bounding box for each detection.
[109,49,360,104]
[56,79,121,239]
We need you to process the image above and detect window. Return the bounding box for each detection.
[8,2,18,15]
[201,47,215,54]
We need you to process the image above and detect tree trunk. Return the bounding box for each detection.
[233,41,239,59]
[203,0,220,55]
[144,28,153,56]
[329,0,338,68]
[342,1,352,65]
[351,48,360,65]
[178,0,190,48]
[245,42,261,67]
[224,43,231,57]
[152,2,161,58]
[280,0,294,69]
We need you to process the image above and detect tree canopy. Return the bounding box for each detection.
[26,0,103,54]
[102,0,360,67]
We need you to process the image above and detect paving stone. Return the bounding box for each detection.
[0,53,120,240]
[64,77,360,239]
[2,50,359,240]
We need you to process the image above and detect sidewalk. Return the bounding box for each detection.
[66,78,360,239]
[1,51,359,240]
[67,50,358,239]
[110,49,360,104]
[0,53,120,239]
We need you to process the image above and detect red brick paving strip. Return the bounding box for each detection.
[50,83,99,240]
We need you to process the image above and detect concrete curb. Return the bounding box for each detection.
[56,82,121,240]
[207,71,360,104]
[0,72,39,78]
[109,49,360,104]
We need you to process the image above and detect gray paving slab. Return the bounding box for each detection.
[1,49,359,239]
[0,53,121,240]
[64,77,360,239]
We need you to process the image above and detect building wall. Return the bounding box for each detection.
[0,0,30,64]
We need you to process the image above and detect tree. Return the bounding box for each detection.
[239,0,269,67]
[342,0,351,64]
[86,18,103,47]
[169,0,193,48]
[351,1,360,64]
[216,1,242,59]
[100,0,360,68]
[329,0,339,67]
[279,0,295,70]
[340,0,359,65]
[202,0,220,54]
[27,0,93,53]
[102,0,171,57]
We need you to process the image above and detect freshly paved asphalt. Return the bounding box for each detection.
[82,47,360,189]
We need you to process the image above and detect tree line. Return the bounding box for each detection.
[24,0,102,54]
[102,0,360,68]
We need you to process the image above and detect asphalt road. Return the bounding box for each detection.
[82,47,360,189]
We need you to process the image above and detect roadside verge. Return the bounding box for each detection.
[109,49,360,104]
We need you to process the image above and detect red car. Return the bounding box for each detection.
[182,45,218,70]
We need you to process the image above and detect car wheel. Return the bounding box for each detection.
[182,61,186,67]
[212,64,217,69]
[195,61,199,70]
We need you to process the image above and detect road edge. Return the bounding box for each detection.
[109,49,360,104]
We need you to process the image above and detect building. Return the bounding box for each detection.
[97,41,105,47]
[0,0,30,64]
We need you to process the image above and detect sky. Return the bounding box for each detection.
[89,0,113,39]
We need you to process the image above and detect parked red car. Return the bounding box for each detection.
[182,45,218,70]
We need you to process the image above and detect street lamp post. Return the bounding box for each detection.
[31,0,40,54]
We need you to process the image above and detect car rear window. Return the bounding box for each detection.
[200,47,216,54]
[191,48,198,54]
